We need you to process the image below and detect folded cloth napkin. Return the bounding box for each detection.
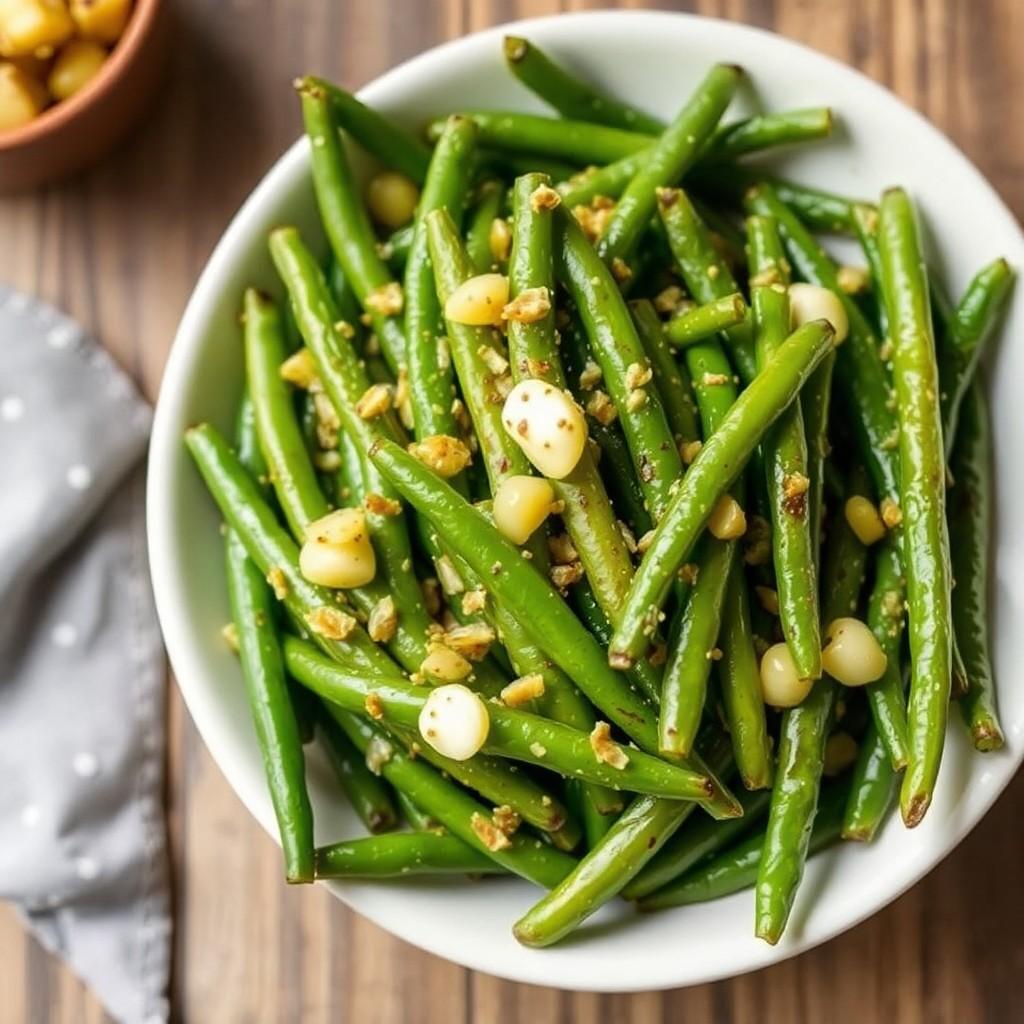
[0,285,170,1024]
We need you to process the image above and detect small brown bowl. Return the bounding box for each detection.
[0,0,169,193]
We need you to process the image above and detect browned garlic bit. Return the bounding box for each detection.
[492,474,556,545]
[760,643,813,708]
[788,283,849,344]
[418,683,490,761]
[821,618,887,686]
[461,588,487,615]
[491,805,521,836]
[679,439,703,464]
[298,508,377,588]
[367,595,398,643]
[305,606,357,641]
[355,382,393,420]
[578,359,603,391]
[502,286,551,324]
[707,494,747,540]
[844,495,887,545]
[263,566,288,600]
[364,281,404,317]
[471,811,511,851]
[502,379,587,479]
[444,273,510,326]
[879,496,903,529]
[279,347,319,389]
[500,673,546,707]
[434,554,465,596]
[654,285,685,315]
[365,734,394,775]
[364,492,402,517]
[585,389,618,426]
[364,692,385,721]
[442,622,496,662]
[420,643,473,684]
[365,171,420,229]
[550,562,584,590]
[572,196,615,243]
[548,533,579,565]
[781,472,810,517]
[407,434,472,477]
[588,722,629,770]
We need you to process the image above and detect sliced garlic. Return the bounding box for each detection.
[788,283,849,344]
[822,617,887,686]
[501,379,587,479]
[844,495,887,546]
[418,683,490,761]
[444,273,510,326]
[492,475,555,544]
[760,643,814,708]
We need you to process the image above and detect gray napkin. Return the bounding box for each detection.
[0,286,170,1024]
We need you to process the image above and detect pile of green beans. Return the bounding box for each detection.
[184,37,1014,948]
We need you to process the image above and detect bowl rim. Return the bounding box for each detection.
[148,8,1024,991]
[0,0,164,151]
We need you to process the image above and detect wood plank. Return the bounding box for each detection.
[0,1,1020,1021]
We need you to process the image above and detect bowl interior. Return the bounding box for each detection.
[148,10,1024,991]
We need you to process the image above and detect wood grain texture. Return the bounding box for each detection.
[1,0,1021,1020]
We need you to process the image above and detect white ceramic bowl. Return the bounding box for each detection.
[148,10,1024,991]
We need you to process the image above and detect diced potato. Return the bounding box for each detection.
[69,0,131,45]
[47,37,105,100]
[0,60,48,130]
[0,1,75,59]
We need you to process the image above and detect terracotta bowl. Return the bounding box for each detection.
[0,0,169,192]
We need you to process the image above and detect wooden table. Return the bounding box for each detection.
[1,1,1021,1020]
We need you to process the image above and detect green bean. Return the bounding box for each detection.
[877,187,953,828]
[596,64,742,262]
[314,832,502,878]
[404,114,478,448]
[747,215,821,681]
[745,183,899,503]
[368,437,741,821]
[315,706,398,834]
[864,540,910,769]
[640,780,847,910]
[851,203,888,337]
[659,535,733,755]
[300,83,406,374]
[717,559,774,790]
[465,179,505,274]
[554,207,682,520]
[702,108,833,162]
[186,424,395,676]
[513,731,734,947]
[383,223,414,271]
[610,321,835,667]
[386,724,580,848]
[800,349,834,566]
[243,289,325,538]
[567,781,621,850]
[665,294,748,350]
[236,390,270,487]
[506,173,636,664]
[949,379,1004,751]
[557,151,646,208]
[841,723,898,842]
[425,110,651,166]
[330,709,576,888]
[268,227,428,634]
[755,477,868,943]
[225,531,315,882]
[301,75,431,183]
[658,187,757,383]
[624,785,771,901]
[559,313,653,537]
[425,208,534,493]
[395,790,442,832]
[939,258,1014,457]
[690,164,861,233]
[502,35,664,134]
[630,298,700,445]
[284,637,714,802]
